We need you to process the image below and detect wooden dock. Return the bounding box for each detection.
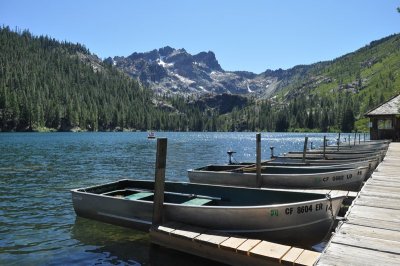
[149,188,355,266]
[317,142,400,265]
[148,137,391,265]
[150,222,320,266]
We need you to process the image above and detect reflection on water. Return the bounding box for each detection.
[71,217,226,266]
[0,132,349,265]
[70,217,149,265]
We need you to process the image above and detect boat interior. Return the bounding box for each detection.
[102,188,219,206]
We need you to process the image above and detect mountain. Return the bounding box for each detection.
[222,33,400,132]
[271,33,400,118]
[109,34,400,119]
[106,46,283,98]
[1,25,399,133]
[0,27,195,132]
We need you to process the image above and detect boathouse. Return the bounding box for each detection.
[365,94,400,141]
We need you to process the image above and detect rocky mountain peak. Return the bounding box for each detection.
[158,46,175,57]
[193,51,222,72]
[108,47,282,98]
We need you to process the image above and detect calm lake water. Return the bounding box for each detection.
[0,132,352,265]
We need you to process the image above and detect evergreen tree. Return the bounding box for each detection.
[341,108,355,132]
[275,111,289,132]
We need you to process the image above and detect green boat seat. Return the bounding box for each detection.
[181,198,212,206]
[125,192,153,200]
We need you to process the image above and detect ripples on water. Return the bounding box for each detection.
[0,132,343,265]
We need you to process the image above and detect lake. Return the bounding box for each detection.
[0,132,356,265]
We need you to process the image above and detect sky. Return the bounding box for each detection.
[1,0,399,73]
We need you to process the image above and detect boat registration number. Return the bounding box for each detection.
[271,202,329,217]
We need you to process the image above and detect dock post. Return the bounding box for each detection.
[256,133,262,187]
[302,136,308,163]
[359,133,361,144]
[354,132,356,146]
[152,138,168,226]
[348,135,351,146]
[323,136,326,159]
[337,132,341,151]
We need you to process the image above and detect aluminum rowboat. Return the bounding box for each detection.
[71,179,344,246]
[188,165,367,191]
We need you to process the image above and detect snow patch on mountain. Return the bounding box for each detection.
[108,46,283,98]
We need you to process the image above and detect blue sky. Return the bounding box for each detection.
[1,0,399,73]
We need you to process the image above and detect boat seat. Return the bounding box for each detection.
[181,198,212,206]
[125,192,153,200]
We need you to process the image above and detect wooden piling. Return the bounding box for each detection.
[152,138,168,226]
[256,133,262,188]
[337,132,341,151]
[323,136,326,159]
[354,132,356,146]
[302,136,308,163]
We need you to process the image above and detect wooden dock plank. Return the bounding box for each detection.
[156,221,184,234]
[366,179,400,188]
[219,236,247,252]
[346,205,400,222]
[355,195,400,210]
[371,172,400,179]
[337,223,400,242]
[370,176,400,183]
[318,243,400,265]
[249,240,291,261]
[170,225,206,239]
[359,190,400,200]
[362,184,400,194]
[280,247,304,265]
[157,225,177,234]
[194,232,230,247]
[294,249,320,266]
[346,191,358,198]
[236,239,262,255]
[346,216,400,231]
[370,174,400,181]
[331,233,400,255]
[375,167,400,171]
[378,165,400,170]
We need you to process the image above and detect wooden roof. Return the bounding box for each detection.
[365,94,400,116]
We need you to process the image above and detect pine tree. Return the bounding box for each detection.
[341,108,355,132]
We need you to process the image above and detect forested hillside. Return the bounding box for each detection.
[218,34,400,132]
[1,26,399,132]
[0,27,208,131]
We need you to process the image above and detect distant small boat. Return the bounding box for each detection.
[71,179,345,246]
[147,132,156,139]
